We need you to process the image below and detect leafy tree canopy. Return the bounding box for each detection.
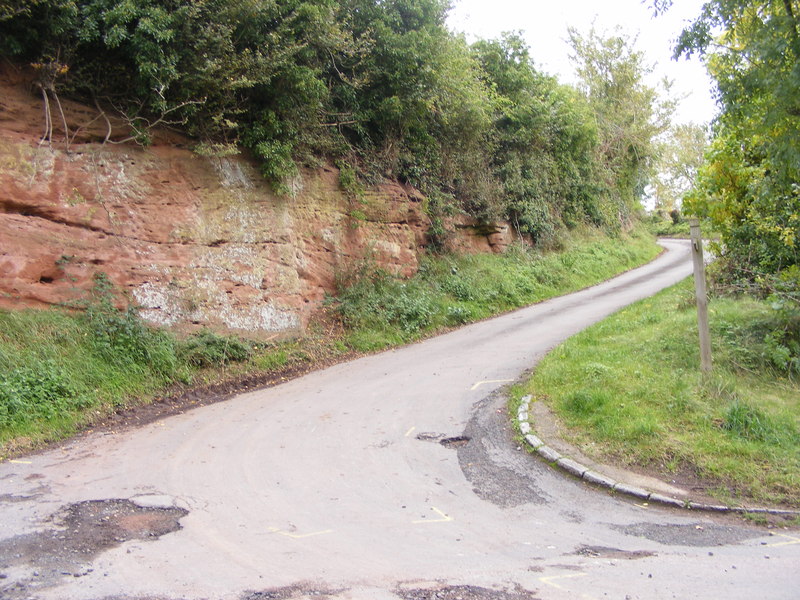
[651,122,709,211]
[568,25,675,225]
[655,0,799,300]
[1,1,671,246]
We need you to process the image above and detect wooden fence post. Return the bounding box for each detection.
[689,218,712,373]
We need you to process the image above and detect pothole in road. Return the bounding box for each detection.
[440,436,471,448]
[573,545,656,560]
[612,522,762,547]
[0,499,187,598]
[414,433,471,448]
[396,584,540,599]
[456,392,548,508]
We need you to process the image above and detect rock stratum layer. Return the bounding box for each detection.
[0,67,516,337]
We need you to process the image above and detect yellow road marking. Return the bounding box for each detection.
[412,506,452,524]
[539,573,587,590]
[539,573,592,598]
[470,379,513,391]
[405,426,416,437]
[267,527,334,539]
[766,533,800,547]
[8,459,32,464]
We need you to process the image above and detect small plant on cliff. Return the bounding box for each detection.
[337,161,364,199]
[422,189,458,253]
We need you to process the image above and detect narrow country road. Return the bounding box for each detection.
[1,239,797,600]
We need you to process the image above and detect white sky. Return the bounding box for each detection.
[447,0,718,125]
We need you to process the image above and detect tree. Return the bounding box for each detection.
[651,122,709,211]
[568,26,675,225]
[473,33,600,242]
[656,0,800,291]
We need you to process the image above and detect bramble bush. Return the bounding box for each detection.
[0,362,88,428]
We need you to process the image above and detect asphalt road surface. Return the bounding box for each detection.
[1,239,798,600]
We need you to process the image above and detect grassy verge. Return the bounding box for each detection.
[647,220,691,238]
[643,215,720,239]
[333,226,660,351]
[0,275,271,454]
[523,279,800,507]
[0,226,660,457]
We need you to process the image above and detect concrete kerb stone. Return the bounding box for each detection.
[515,395,800,516]
[730,506,800,516]
[524,434,544,449]
[648,492,687,509]
[612,482,651,500]
[687,502,730,512]
[582,470,616,489]
[556,457,587,478]
[536,445,562,463]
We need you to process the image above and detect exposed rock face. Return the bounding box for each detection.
[0,66,513,337]
[447,217,524,254]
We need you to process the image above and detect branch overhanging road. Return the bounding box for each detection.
[1,239,798,600]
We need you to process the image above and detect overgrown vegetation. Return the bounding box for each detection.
[1,1,670,236]
[643,210,719,239]
[525,279,800,507]
[0,273,253,452]
[331,227,659,351]
[655,0,799,308]
[0,231,659,456]
[644,210,691,237]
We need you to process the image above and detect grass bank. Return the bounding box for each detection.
[643,214,718,239]
[1,227,659,458]
[333,226,660,351]
[522,279,800,507]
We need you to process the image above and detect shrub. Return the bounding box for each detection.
[178,331,251,368]
[81,273,178,378]
[0,362,88,428]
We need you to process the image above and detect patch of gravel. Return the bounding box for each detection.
[242,583,345,599]
[611,522,762,547]
[572,545,656,560]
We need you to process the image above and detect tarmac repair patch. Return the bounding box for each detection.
[0,498,187,598]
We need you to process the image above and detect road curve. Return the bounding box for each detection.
[1,239,798,600]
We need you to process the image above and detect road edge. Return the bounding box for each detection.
[516,394,800,517]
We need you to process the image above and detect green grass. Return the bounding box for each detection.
[0,274,261,456]
[0,308,164,450]
[648,220,691,238]
[0,227,660,457]
[332,226,661,351]
[643,215,717,239]
[523,279,800,507]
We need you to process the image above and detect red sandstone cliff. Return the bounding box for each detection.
[0,64,518,337]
